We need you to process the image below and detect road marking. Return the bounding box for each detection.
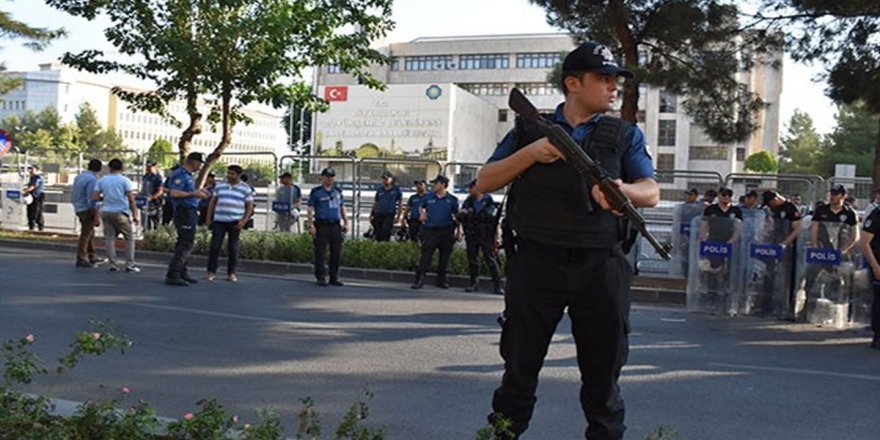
[128,302,339,330]
[709,362,880,382]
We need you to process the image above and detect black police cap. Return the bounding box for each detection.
[185,152,204,163]
[321,167,336,177]
[563,42,634,78]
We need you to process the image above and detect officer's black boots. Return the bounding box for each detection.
[411,274,424,289]
[493,280,505,295]
[165,278,189,287]
[316,278,328,287]
[871,335,880,350]
[465,276,479,292]
[329,278,344,287]
[436,277,450,289]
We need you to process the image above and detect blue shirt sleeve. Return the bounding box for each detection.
[621,125,655,182]
[307,188,317,207]
[486,130,518,163]
[394,187,402,203]
[452,196,460,214]
[86,177,98,209]
[293,185,301,201]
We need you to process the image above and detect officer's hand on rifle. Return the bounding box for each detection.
[527,137,564,164]
[591,179,624,216]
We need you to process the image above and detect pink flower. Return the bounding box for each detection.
[232,415,239,423]
[25,334,34,343]
[92,332,101,340]
[121,387,131,394]
[183,413,194,421]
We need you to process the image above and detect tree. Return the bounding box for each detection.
[778,109,823,174]
[75,103,102,150]
[50,0,394,186]
[530,0,779,143]
[744,150,778,173]
[755,1,880,184]
[814,101,878,178]
[0,10,65,94]
[148,139,175,168]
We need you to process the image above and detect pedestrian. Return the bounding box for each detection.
[164,153,211,286]
[402,179,428,242]
[240,173,255,230]
[197,172,216,225]
[307,167,348,287]
[370,170,402,242]
[22,164,44,231]
[857,208,880,350]
[141,160,164,231]
[91,158,140,273]
[274,171,302,232]
[702,188,717,207]
[71,159,104,268]
[476,42,658,439]
[205,164,254,283]
[411,174,460,290]
[460,179,503,294]
[161,164,179,226]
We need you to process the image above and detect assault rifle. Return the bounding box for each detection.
[508,88,672,260]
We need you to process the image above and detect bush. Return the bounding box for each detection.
[140,229,505,276]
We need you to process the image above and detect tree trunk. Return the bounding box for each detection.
[873,116,880,188]
[197,81,232,188]
[177,90,202,165]
[609,0,639,123]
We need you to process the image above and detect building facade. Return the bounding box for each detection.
[316,33,784,196]
[0,63,287,163]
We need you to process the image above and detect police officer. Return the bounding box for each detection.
[22,164,45,231]
[460,179,503,294]
[275,172,302,232]
[411,174,461,289]
[811,185,858,251]
[402,179,428,242]
[370,171,402,241]
[858,207,880,350]
[141,161,164,231]
[161,164,179,226]
[761,190,803,313]
[700,188,743,293]
[477,42,657,439]
[164,153,211,286]
[307,167,348,287]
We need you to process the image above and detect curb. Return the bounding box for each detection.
[0,238,685,304]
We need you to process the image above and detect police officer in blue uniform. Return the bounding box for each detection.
[411,174,461,289]
[370,171,402,241]
[460,179,503,294]
[23,164,45,231]
[141,161,165,231]
[307,167,348,286]
[164,153,211,286]
[403,179,428,242]
[477,43,658,439]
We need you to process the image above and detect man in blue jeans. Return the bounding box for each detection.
[205,164,254,282]
[165,152,211,286]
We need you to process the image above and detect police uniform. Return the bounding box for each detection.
[25,170,45,231]
[860,210,880,349]
[275,183,302,232]
[165,156,203,285]
[141,169,164,230]
[308,179,345,284]
[702,203,744,242]
[371,182,402,242]
[405,185,427,242]
[461,190,502,293]
[412,177,459,289]
[487,43,653,440]
[812,202,857,248]
[762,193,803,314]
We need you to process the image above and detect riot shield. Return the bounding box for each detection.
[797,221,859,328]
[851,258,873,329]
[686,215,743,315]
[739,213,795,317]
[670,202,704,277]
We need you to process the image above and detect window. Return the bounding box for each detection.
[459,83,508,96]
[657,153,675,170]
[659,90,677,113]
[459,53,509,70]
[404,55,454,71]
[690,146,729,160]
[514,82,558,96]
[515,53,561,69]
[327,64,342,74]
[657,120,676,146]
[736,147,745,161]
[498,109,508,122]
[390,57,399,71]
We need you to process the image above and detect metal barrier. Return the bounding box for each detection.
[443,161,484,193]
[278,154,358,239]
[828,176,874,210]
[724,173,825,206]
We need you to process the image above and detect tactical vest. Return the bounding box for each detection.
[507,114,633,248]
[462,196,498,237]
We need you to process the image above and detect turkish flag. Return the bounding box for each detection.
[324,86,348,102]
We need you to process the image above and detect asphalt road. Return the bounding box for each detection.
[1,245,878,439]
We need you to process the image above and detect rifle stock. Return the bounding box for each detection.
[508,88,672,260]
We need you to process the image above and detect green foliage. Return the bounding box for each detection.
[529,0,778,143]
[815,101,879,177]
[56,319,132,374]
[0,105,125,155]
[149,139,176,167]
[645,425,679,440]
[0,9,65,95]
[744,150,778,173]
[779,109,823,174]
[141,228,504,277]
[76,102,103,150]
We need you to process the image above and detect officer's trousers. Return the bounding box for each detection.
[466,233,500,282]
[27,194,44,231]
[416,226,454,282]
[372,212,395,241]
[167,206,197,280]
[314,221,342,281]
[406,218,422,242]
[491,239,631,440]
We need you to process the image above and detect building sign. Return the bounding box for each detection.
[324,86,348,102]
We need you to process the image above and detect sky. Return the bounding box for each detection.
[3,0,836,135]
